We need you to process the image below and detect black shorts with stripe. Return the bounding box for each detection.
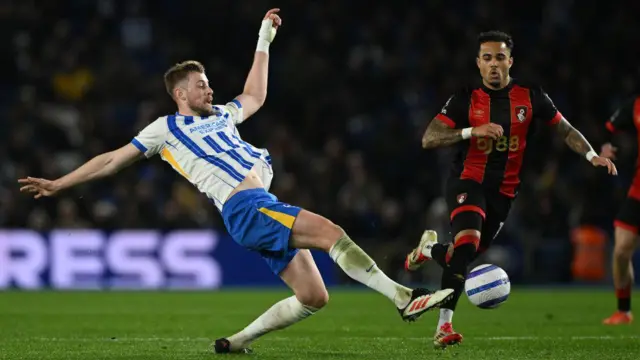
[445,179,513,250]
[615,196,640,234]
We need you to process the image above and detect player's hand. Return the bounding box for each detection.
[472,124,504,140]
[590,156,618,175]
[600,143,617,160]
[264,8,282,29]
[18,177,61,199]
[259,8,281,43]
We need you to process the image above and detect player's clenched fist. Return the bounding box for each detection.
[471,123,504,140]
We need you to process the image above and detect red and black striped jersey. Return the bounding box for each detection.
[605,95,640,199]
[435,79,563,198]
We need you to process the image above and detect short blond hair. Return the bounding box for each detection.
[163,60,205,98]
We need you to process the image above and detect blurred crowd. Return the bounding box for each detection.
[1,0,639,283]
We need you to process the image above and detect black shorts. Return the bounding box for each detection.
[615,197,640,234]
[445,179,513,250]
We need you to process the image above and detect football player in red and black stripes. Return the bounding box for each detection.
[599,95,640,325]
[404,31,617,348]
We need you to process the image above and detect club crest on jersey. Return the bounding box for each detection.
[515,106,528,123]
[456,193,467,204]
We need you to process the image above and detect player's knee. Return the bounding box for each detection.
[454,229,481,239]
[296,288,329,309]
[453,229,481,250]
[291,211,344,251]
[451,211,483,250]
[614,238,636,259]
[315,218,343,251]
[325,221,343,240]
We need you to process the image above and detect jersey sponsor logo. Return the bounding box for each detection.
[188,119,228,135]
[515,106,528,123]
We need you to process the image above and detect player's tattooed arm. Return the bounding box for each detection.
[553,118,595,156]
[421,119,463,148]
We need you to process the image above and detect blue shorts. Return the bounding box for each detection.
[222,188,302,275]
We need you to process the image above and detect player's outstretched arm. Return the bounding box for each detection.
[234,8,282,121]
[553,117,617,175]
[18,143,144,199]
[421,119,503,149]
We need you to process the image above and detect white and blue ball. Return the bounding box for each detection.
[464,264,510,309]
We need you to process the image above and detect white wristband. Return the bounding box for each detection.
[256,38,270,54]
[586,150,597,162]
[461,127,473,140]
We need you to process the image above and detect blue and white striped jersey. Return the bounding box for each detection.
[130,100,273,211]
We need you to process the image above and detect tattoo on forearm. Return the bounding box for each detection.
[556,118,593,156]
[422,119,463,148]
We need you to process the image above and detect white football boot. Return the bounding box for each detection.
[405,230,439,271]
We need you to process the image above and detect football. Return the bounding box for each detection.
[465,264,511,309]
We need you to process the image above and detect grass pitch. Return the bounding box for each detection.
[0,288,638,359]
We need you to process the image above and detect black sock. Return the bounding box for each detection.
[618,298,631,312]
[431,243,449,269]
[440,243,477,311]
[617,285,632,312]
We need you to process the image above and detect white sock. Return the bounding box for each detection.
[227,296,318,350]
[329,234,412,308]
[437,309,454,330]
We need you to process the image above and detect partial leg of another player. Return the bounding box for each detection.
[603,225,637,325]
[216,250,328,353]
[290,209,454,321]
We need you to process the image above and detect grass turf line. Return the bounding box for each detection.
[0,289,638,359]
